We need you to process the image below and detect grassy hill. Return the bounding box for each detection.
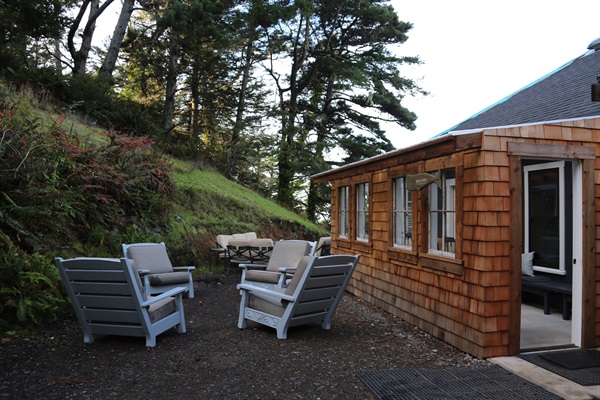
[164,160,328,267]
[0,81,328,333]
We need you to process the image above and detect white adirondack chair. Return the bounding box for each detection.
[55,257,187,347]
[237,254,360,339]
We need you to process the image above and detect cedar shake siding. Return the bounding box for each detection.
[313,118,600,358]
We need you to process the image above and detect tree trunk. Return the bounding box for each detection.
[227,31,255,177]
[161,29,179,131]
[54,37,62,73]
[99,0,135,78]
[68,0,115,75]
[276,14,310,207]
[306,75,334,222]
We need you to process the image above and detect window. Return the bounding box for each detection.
[524,161,569,275]
[393,177,412,248]
[429,169,456,256]
[356,182,369,241]
[339,186,349,238]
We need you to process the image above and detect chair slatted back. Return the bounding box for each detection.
[287,255,359,327]
[56,258,148,340]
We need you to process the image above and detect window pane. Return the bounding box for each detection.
[357,183,369,240]
[394,178,412,247]
[339,186,349,237]
[528,168,560,268]
[429,170,456,254]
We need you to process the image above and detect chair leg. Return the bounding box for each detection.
[187,277,195,299]
[238,292,249,329]
[175,294,186,333]
[146,336,157,348]
[276,326,288,339]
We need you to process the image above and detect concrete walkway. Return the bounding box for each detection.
[491,356,600,400]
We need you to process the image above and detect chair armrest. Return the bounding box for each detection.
[278,267,297,274]
[140,286,187,307]
[173,266,196,272]
[236,284,295,302]
[137,269,151,276]
[238,263,268,270]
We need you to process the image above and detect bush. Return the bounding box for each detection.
[0,92,175,252]
[0,233,66,333]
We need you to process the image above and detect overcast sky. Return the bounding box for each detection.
[94,1,600,149]
[386,0,600,148]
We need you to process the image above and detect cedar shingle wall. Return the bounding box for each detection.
[331,119,600,358]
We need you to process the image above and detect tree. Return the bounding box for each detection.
[264,0,423,212]
[0,0,67,71]
[67,0,116,74]
[99,0,135,78]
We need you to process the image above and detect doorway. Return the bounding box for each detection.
[520,159,582,351]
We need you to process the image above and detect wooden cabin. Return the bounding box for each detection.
[313,38,600,358]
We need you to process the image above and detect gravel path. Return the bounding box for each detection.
[1,272,489,399]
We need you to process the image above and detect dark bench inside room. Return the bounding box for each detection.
[521,275,572,320]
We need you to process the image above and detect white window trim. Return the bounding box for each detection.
[524,161,567,275]
[393,177,412,249]
[356,182,369,242]
[429,174,456,258]
[339,186,349,238]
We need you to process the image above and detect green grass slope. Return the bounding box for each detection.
[165,160,328,268]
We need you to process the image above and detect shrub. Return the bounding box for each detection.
[0,233,66,333]
[0,94,175,252]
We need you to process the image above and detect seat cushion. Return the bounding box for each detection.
[147,296,176,323]
[245,270,281,284]
[249,289,286,317]
[148,271,190,285]
[126,244,173,274]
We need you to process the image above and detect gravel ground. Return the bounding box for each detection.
[1,272,490,399]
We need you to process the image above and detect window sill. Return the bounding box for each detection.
[420,253,463,275]
[388,247,418,264]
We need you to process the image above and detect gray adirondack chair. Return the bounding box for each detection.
[239,240,316,289]
[237,254,361,339]
[55,257,186,347]
[122,242,195,298]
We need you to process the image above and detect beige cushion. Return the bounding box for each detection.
[244,232,258,240]
[284,256,313,296]
[266,241,311,272]
[147,296,176,323]
[245,270,281,283]
[249,238,274,248]
[216,235,233,248]
[228,239,250,248]
[148,271,190,285]
[126,245,173,274]
[249,288,286,317]
[232,233,246,240]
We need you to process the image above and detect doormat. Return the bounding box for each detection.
[356,365,562,400]
[540,349,600,369]
[519,350,600,386]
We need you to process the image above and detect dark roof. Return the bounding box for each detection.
[441,40,600,134]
